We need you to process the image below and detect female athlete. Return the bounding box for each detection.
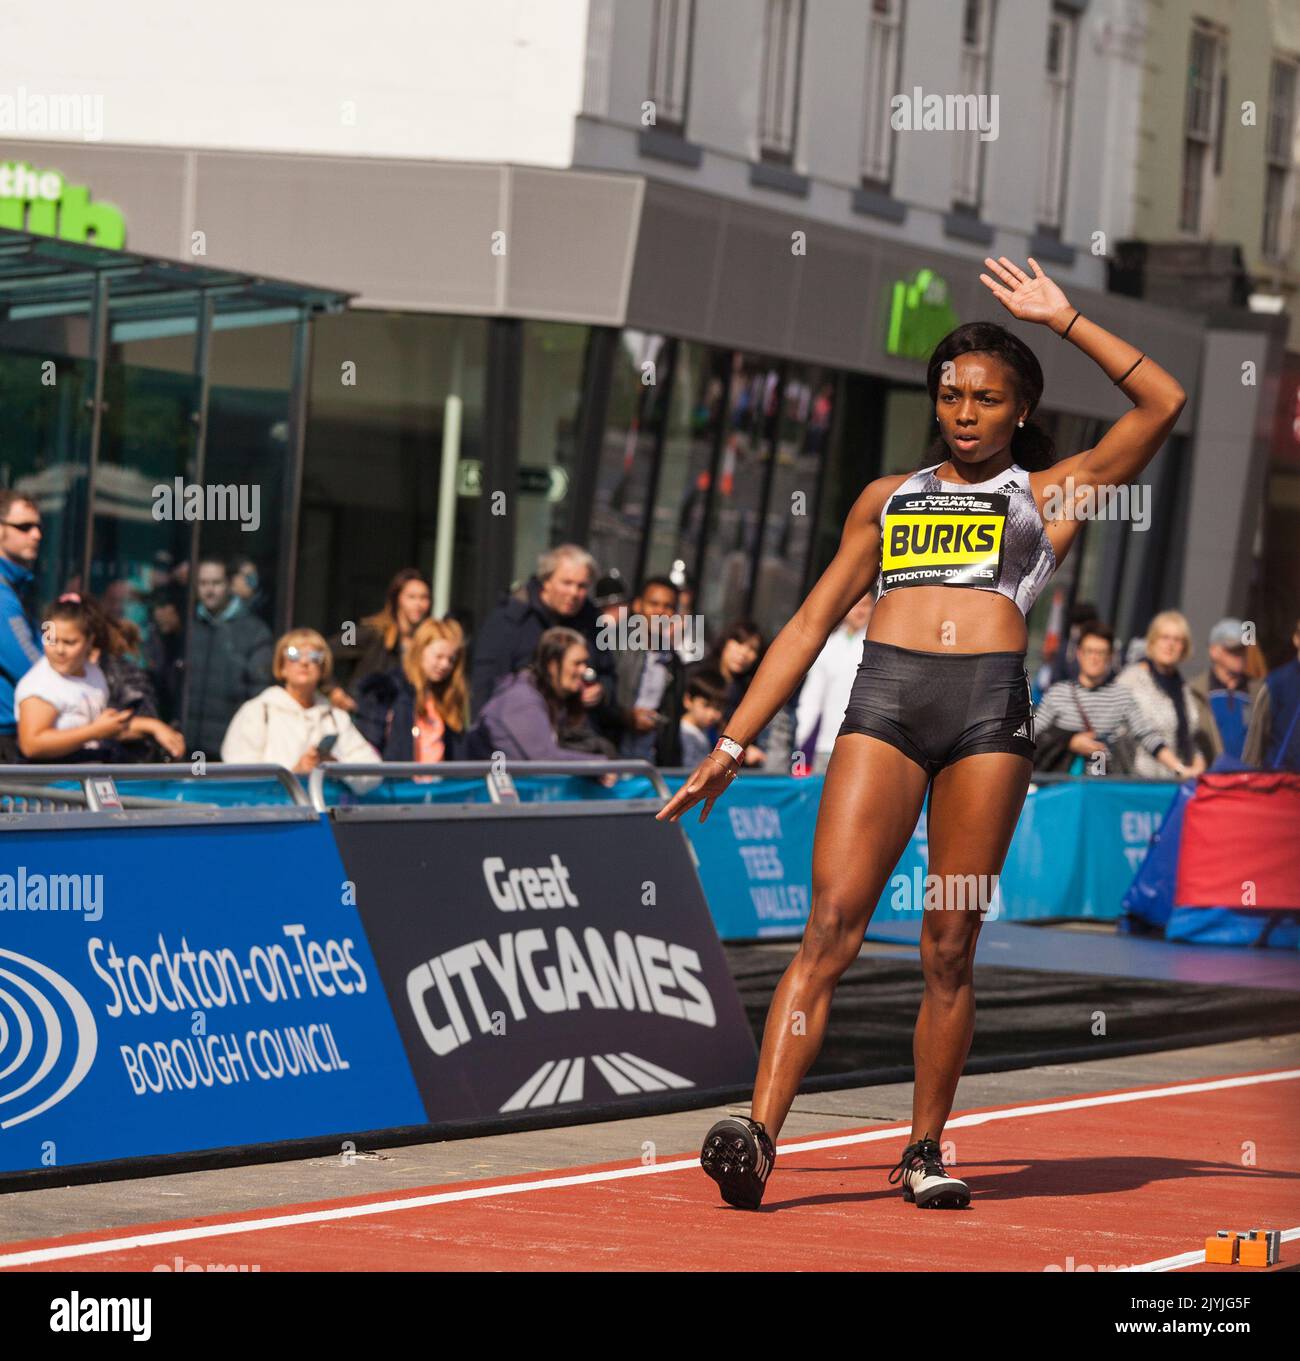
[655,256,1187,1210]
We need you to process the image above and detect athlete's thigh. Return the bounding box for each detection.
[923,752,1032,946]
[809,732,931,933]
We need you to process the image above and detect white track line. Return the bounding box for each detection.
[2,1068,1296,1269]
[1123,1227,1300,1273]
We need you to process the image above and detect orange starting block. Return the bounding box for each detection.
[1204,1229,1282,1266]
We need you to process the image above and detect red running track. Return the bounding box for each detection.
[3,1069,1298,1273]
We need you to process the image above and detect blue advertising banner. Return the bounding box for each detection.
[676,775,821,940]
[0,819,425,1176]
[669,774,1178,939]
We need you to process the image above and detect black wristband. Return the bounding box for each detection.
[1114,354,1145,385]
[1060,310,1080,340]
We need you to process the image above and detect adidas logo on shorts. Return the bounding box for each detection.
[1012,719,1029,739]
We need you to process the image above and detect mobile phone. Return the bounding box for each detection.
[316,733,339,758]
[119,696,144,715]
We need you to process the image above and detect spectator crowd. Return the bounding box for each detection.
[1,486,1296,779]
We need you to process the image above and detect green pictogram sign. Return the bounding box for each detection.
[886,267,958,360]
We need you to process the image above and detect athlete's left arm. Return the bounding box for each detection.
[980,256,1187,490]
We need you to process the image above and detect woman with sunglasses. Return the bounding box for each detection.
[220,628,380,777]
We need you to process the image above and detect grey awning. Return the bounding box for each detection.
[0,226,352,341]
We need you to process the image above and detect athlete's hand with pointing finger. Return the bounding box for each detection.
[978,256,1073,332]
[655,752,737,824]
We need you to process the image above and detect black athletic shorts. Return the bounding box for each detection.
[836,640,1035,776]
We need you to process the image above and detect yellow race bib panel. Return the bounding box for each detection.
[879,491,1008,591]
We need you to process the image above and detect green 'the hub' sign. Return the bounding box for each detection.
[0,161,126,249]
[886,267,958,360]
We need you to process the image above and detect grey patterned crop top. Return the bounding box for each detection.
[874,462,1056,616]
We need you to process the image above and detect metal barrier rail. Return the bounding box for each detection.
[0,780,229,812]
[656,766,1191,784]
[308,759,671,814]
[0,782,92,814]
[0,762,311,825]
[0,760,1180,822]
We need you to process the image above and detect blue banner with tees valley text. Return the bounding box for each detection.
[670,774,1178,940]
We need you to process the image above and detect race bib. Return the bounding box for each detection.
[879,490,1008,591]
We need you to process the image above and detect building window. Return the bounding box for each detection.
[645,343,729,591]
[759,0,805,163]
[583,0,615,118]
[861,0,904,190]
[649,0,693,132]
[1180,22,1226,236]
[1263,56,1298,261]
[514,321,590,590]
[698,355,777,627]
[588,331,674,588]
[953,0,995,212]
[1036,8,1076,233]
[297,311,487,644]
[751,367,836,634]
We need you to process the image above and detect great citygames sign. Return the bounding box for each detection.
[886,267,958,360]
[0,160,125,249]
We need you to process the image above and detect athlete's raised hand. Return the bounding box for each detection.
[655,753,736,824]
[978,256,1072,329]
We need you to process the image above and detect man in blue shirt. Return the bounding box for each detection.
[1243,618,1300,773]
[1190,617,1262,764]
[0,490,44,763]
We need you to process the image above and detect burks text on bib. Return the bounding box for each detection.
[879,490,1008,590]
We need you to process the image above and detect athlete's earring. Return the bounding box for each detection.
[1017,419,1024,428]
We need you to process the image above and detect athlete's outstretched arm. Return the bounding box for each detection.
[656,475,899,822]
[715,476,897,751]
[980,255,1187,488]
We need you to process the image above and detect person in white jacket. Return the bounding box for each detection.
[794,592,874,774]
[1115,609,1208,781]
[221,628,380,789]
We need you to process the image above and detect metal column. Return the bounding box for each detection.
[78,271,111,592]
[178,291,216,737]
[279,314,313,636]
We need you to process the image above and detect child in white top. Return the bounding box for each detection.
[15,596,131,759]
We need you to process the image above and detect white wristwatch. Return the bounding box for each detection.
[715,736,744,763]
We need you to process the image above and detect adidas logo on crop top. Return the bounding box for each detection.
[877,461,1055,616]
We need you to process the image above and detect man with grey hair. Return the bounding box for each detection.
[1189,617,1262,765]
[469,543,617,727]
